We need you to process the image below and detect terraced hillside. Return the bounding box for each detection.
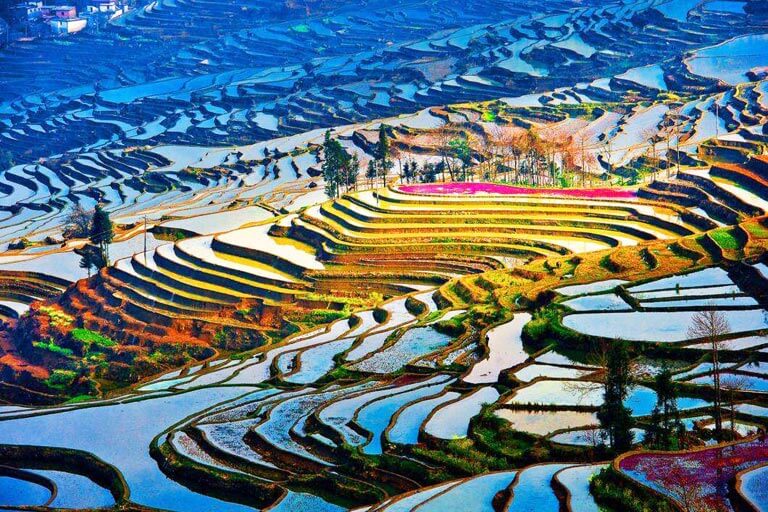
[1,0,768,511]
[2,215,768,510]
[2,0,767,163]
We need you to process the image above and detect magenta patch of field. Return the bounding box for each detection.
[618,437,768,510]
[398,182,637,199]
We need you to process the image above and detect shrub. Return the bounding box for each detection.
[405,296,427,316]
[433,313,467,336]
[372,308,388,323]
[590,467,676,512]
[300,309,348,326]
[599,253,623,273]
[45,369,77,389]
[39,306,74,328]
[71,328,116,348]
[33,339,74,357]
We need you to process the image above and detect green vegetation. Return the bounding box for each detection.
[39,306,74,328]
[65,394,96,404]
[89,204,114,268]
[644,365,683,451]
[71,328,117,348]
[597,340,634,451]
[481,110,496,122]
[33,339,74,357]
[744,221,768,239]
[295,308,350,328]
[45,369,78,388]
[710,228,741,250]
[591,467,677,512]
[322,130,360,198]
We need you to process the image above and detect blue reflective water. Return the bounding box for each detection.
[387,392,460,445]
[0,387,257,512]
[357,378,452,454]
[0,475,51,507]
[415,471,517,512]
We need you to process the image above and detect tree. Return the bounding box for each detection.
[646,364,683,450]
[647,460,709,512]
[642,127,660,181]
[76,243,106,277]
[597,340,635,450]
[90,204,114,268]
[375,124,393,188]
[343,153,360,193]
[422,163,437,183]
[688,308,731,441]
[721,373,749,440]
[435,160,447,183]
[433,126,457,181]
[449,138,473,181]
[64,204,93,239]
[366,159,377,189]
[322,130,341,198]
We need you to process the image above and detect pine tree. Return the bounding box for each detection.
[347,153,360,191]
[402,161,411,183]
[322,130,340,198]
[375,124,393,187]
[597,340,635,451]
[366,159,377,188]
[90,205,113,267]
[423,163,437,183]
[76,243,106,277]
[646,365,682,450]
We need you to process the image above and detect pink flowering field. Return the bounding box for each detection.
[618,436,768,510]
[398,182,637,199]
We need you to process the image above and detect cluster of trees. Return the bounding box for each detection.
[594,340,685,452]
[321,131,360,198]
[594,309,744,454]
[424,124,604,187]
[324,125,443,195]
[66,204,114,277]
[319,115,683,192]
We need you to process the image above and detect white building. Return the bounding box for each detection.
[49,16,86,34]
[87,0,118,13]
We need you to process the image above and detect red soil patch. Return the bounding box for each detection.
[619,436,768,510]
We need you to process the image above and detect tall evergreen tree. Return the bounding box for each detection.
[597,340,635,451]
[646,365,682,450]
[90,204,113,267]
[346,153,360,191]
[449,138,472,181]
[375,124,393,187]
[322,130,340,198]
[366,159,377,189]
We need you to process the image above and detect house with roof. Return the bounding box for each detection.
[49,15,86,33]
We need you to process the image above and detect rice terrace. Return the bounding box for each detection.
[2,0,768,511]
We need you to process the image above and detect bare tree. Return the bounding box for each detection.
[433,126,457,181]
[652,461,710,512]
[642,127,660,181]
[720,373,749,439]
[688,308,731,441]
[64,204,94,239]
